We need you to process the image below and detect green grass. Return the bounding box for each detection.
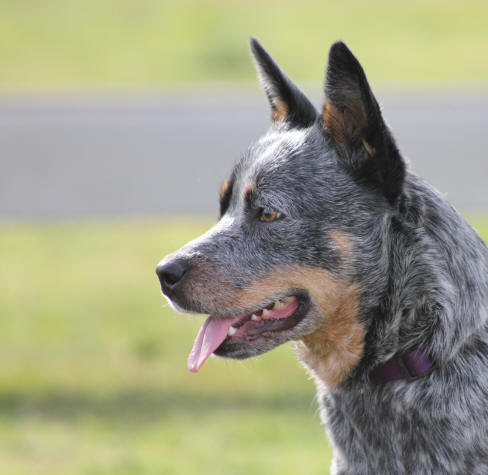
[1,217,487,474]
[0,0,487,88]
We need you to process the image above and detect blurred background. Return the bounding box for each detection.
[1,1,487,473]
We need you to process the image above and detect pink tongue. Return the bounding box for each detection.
[187,316,235,373]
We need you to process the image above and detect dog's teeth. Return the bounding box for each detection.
[282,296,294,303]
[262,308,272,318]
[251,313,261,321]
[273,300,285,310]
[228,326,237,336]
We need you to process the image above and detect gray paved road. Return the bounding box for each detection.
[0,90,487,219]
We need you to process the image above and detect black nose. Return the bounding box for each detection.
[156,259,189,294]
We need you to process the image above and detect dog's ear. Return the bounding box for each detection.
[250,38,317,129]
[322,42,405,205]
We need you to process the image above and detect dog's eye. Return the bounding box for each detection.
[259,207,281,222]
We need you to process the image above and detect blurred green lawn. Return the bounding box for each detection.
[0,0,487,87]
[1,217,487,474]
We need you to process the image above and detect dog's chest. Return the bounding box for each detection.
[318,384,488,474]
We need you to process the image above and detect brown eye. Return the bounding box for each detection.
[260,207,280,222]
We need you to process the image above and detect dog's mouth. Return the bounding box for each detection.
[187,292,310,372]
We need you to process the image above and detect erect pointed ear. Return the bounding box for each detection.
[250,38,317,129]
[322,42,405,205]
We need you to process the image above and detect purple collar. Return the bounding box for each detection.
[369,348,434,384]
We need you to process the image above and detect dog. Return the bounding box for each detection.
[156,39,488,473]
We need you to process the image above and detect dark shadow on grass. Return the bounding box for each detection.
[0,388,317,424]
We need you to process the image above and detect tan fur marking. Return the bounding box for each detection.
[271,100,289,122]
[322,100,366,147]
[184,262,364,389]
[361,138,376,156]
[243,181,256,200]
[220,180,230,200]
[295,288,363,389]
[330,229,353,257]
[322,101,345,145]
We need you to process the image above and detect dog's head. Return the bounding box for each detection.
[157,40,405,385]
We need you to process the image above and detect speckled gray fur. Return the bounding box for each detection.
[320,170,488,473]
[157,40,488,473]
